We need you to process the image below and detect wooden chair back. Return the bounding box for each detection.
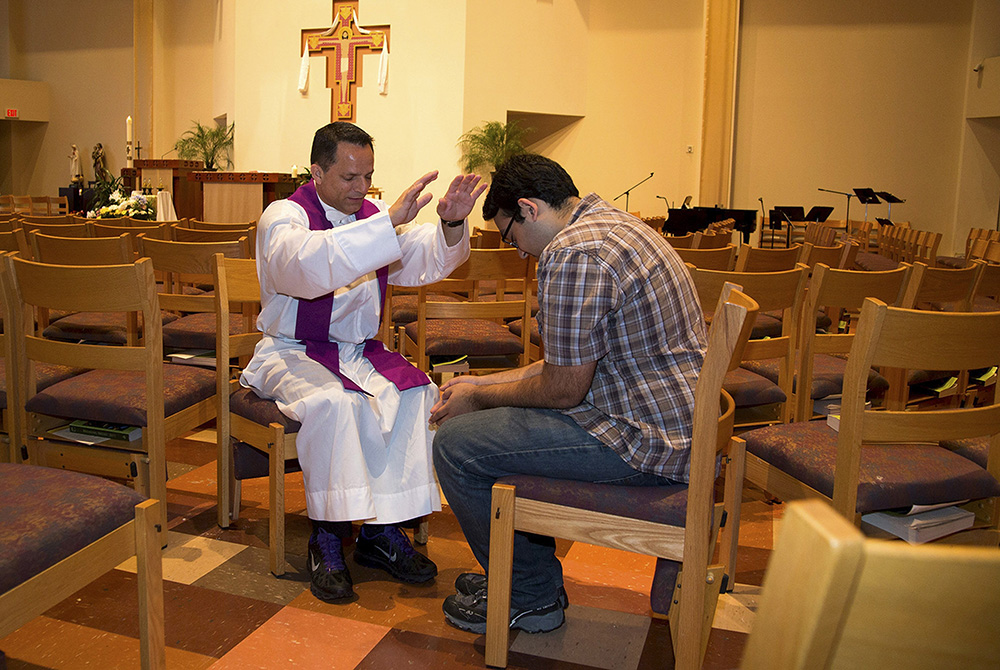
[742,499,1000,670]
[11,196,31,214]
[29,230,133,265]
[92,221,170,255]
[0,195,13,215]
[736,243,803,272]
[797,241,855,270]
[28,196,50,215]
[693,230,732,249]
[985,240,1000,265]
[187,219,257,231]
[170,225,254,256]
[48,195,69,215]
[674,244,737,270]
[20,221,91,238]
[0,229,29,257]
[803,222,837,246]
[794,264,911,422]
[19,214,72,225]
[138,237,249,308]
[472,228,505,248]
[642,216,665,233]
[899,261,983,312]
[665,232,696,249]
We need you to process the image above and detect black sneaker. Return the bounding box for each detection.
[354,525,438,583]
[307,527,354,602]
[443,590,565,635]
[454,572,569,610]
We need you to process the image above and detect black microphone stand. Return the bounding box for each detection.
[818,188,853,224]
[614,172,654,212]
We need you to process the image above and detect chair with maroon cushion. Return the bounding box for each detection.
[399,248,532,375]
[725,299,1000,583]
[689,265,808,427]
[6,255,217,531]
[0,463,164,669]
[744,263,909,423]
[139,236,250,353]
[484,286,758,669]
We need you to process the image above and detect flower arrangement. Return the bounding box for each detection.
[87,189,156,220]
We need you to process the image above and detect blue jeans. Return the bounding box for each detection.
[433,406,678,610]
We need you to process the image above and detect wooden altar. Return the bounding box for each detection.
[121,159,205,220]
[188,171,297,223]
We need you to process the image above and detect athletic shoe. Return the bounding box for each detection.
[454,572,570,609]
[354,525,438,583]
[307,527,354,601]
[443,589,565,635]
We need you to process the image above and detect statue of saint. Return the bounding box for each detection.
[92,143,108,182]
[69,144,83,184]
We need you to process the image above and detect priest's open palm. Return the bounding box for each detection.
[437,174,487,222]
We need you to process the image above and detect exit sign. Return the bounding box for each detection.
[5,109,17,118]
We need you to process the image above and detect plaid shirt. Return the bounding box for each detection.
[538,194,707,481]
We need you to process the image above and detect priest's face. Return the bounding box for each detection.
[311,142,374,215]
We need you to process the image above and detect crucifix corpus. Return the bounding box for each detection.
[301,1,390,123]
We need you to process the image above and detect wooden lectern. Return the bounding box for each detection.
[121,159,205,220]
[189,172,297,223]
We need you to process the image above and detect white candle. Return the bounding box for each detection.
[126,116,133,142]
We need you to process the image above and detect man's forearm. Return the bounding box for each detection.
[472,360,595,410]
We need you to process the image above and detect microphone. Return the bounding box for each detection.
[758,196,766,222]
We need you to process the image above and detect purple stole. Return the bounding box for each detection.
[289,181,430,396]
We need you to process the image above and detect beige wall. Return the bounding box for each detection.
[5,0,133,194]
[733,0,974,249]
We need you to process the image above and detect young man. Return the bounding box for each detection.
[241,122,485,601]
[431,154,706,633]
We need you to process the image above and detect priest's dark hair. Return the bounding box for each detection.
[483,154,579,222]
[311,122,374,169]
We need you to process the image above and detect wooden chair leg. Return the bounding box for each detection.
[485,484,516,668]
[217,429,232,528]
[269,423,286,576]
[135,499,165,670]
[415,517,429,545]
[669,564,723,669]
[720,437,746,591]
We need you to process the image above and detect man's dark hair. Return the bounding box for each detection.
[482,154,579,221]
[311,122,374,169]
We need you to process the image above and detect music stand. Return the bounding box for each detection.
[875,191,905,219]
[875,217,894,227]
[804,206,834,222]
[853,188,881,222]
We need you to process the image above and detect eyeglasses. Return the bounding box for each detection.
[500,210,519,249]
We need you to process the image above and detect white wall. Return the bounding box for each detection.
[733,0,974,245]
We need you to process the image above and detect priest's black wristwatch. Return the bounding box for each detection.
[442,218,465,227]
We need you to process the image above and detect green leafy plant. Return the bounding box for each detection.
[174,121,235,171]
[458,120,531,175]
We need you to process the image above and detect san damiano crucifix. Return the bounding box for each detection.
[301,1,390,123]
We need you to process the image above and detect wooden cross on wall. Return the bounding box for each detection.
[302,1,390,123]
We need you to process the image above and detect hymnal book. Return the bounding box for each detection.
[861,505,975,544]
[167,350,217,368]
[68,420,142,442]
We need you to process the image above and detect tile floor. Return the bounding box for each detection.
[1,430,784,669]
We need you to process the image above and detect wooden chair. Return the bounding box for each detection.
[692,230,732,249]
[6,255,217,531]
[11,196,31,214]
[187,218,257,231]
[642,216,665,234]
[398,248,532,375]
[170,225,255,256]
[29,230,132,266]
[673,244,737,270]
[47,195,69,215]
[0,195,13,215]
[28,196,50,215]
[741,499,1000,670]
[797,241,857,270]
[0,464,165,670]
[688,265,808,427]
[91,220,170,256]
[735,243,803,272]
[0,229,29,257]
[19,214,72,225]
[727,297,1000,579]
[19,221,90,238]
[665,232,696,249]
[138,237,251,353]
[484,287,758,669]
[803,222,837,247]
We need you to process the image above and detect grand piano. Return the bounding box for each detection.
[664,206,758,244]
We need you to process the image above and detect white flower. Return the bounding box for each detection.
[110,190,123,202]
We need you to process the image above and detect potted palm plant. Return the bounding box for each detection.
[458,120,531,176]
[174,121,235,171]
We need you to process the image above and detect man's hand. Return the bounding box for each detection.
[429,379,483,425]
[389,171,438,227]
[436,174,488,223]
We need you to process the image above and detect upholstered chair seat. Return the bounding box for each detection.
[853,252,899,272]
[43,311,179,345]
[162,312,246,350]
[0,362,82,411]
[228,386,302,480]
[742,354,889,401]
[742,421,1000,514]
[390,292,459,326]
[506,316,541,346]
[403,318,525,357]
[723,367,787,407]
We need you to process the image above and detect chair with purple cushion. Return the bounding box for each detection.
[726,298,1000,583]
[0,463,164,669]
[484,287,759,669]
[399,248,532,376]
[6,255,217,531]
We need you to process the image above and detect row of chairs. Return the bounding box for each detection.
[672,240,859,273]
[0,194,68,216]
